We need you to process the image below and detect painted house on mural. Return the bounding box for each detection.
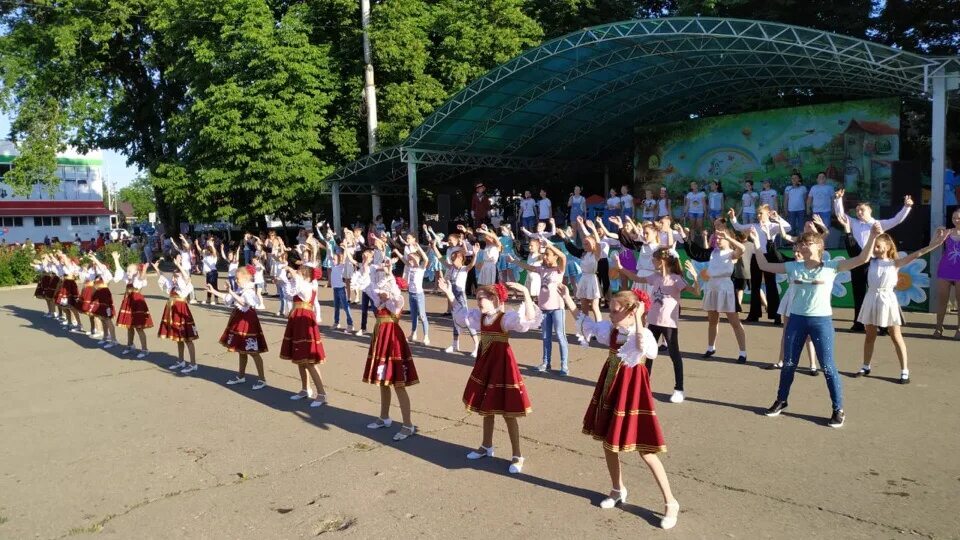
[0,141,117,245]
[840,119,899,199]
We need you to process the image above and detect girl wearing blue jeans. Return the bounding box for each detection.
[404,245,430,345]
[752,224,880,428]
[512,244,569,375]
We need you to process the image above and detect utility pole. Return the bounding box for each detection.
[360,0,381,220]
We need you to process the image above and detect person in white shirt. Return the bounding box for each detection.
[330,249,355,332]
[656,186,672,219]
[834,188,913,331]
[196,238,220,305]
[520,190,537,231]
[741,180,759,224]
[729,206,791,324]
[537,189,553,223]
[684,181,707,233]
[759,179,778,213]
[619,185,634,220]
[641,189,658,221]
[806,172,835,232]
[404,243,430,345]
[784,173,808,235]
[604,188,621,229]
[707,180,724,220]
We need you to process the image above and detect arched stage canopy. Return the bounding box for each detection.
[325,17,959,259]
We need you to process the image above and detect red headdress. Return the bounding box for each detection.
[245,264,256,276]
[493,283,508,303]
[631,288,652,314]
[395,276,409,291]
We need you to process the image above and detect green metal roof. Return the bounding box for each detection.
[326,17,960,187]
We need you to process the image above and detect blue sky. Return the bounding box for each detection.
[0,114,141,189]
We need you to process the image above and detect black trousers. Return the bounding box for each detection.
[843,233,866,328]
[598,257,610,296]
[646,325,683,391]
[748,256,780,320]
[466,266,477,297]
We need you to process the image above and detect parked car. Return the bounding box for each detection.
[109,228,131,241]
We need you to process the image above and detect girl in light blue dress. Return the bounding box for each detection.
[556,227,582,288]
[497,225,518,283]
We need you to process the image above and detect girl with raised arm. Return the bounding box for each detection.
[207,265,268,383]
[933,208,960,338]
[560,286,679,530]
[440,278,541,474]
[277,265,328,405]
[511,243,569,375]
[113,252,154,359]
[151,257,199,372]
[753,223,882,427]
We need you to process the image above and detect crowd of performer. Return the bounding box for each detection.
[23,175,960,532]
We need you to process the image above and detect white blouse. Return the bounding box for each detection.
[576,316,658,368]
[224,285,259,312]
[453,305,543,333]
[158,275,194,297]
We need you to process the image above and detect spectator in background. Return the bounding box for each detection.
[759,179,778,213]
[520,190,537,231]
[784,173,808,234]
[538,189,552,223]
[945,158,958,220]
[619,184,634,220]
[741,180,759,224]
[807,172,835,239]
[470,183,491,227]
[44,235,51,247]
[568,186,586,224]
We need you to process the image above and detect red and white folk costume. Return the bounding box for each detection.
[453,303,541,416]
[277,271,326,364]
[87,265,115,321]
[53,259,82,311]
[115,270,154,330]
[362,276,417,387]
[219,283,268,354]
[157,274,199,342]
[78,266,98,316]
[578,316,665,454]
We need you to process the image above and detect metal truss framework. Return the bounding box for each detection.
[325,17,957,188]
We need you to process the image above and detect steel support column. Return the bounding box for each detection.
[331,181,342,233]
[928,69,957,312]
[407,151,419,233]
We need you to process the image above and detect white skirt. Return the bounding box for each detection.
[576,273,601,300]
[525,271,541,298]
[777,286,794,317]
[477,265,497,286]
[857,289,902,327]
[702,277,737,313]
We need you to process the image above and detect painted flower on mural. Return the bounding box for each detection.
[772,253,851,297]
[689,259,710,289]
[894,251,929,306]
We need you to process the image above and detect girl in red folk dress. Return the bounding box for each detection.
[112,252,154,359]
[439,278,541,474]
[41,254,63,320]
[53,253,84,332]
[277,265,328,407]
[78,258,102,339]
[561,286,680,530]
[207,266,268,385]
[363,266,418,442]
[87,255,119,348]
[150,258,200,373]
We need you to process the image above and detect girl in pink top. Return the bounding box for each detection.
[615,248,700,403]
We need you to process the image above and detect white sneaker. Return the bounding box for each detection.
[251,380,266,390]
[470,347,478,358]
[422,336,431,346]
[355,330,364,337]
[289,390,310,400]
[669,390,685,404]
[180,364,198,374]
[310,395,327,408]
[600,488,627,509]
[121,348,132,355]
[71,326,85,334]
[444,345,456,354]
[168,361,185,370]
[91,332,104,339]
[102,342,116,349]
[136,351,149,359]
[508,456,525,474]
[227,377,247,385]
[366,418,393,429]
[466,446,494,460]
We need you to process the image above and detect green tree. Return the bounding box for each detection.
[117,175,157,220]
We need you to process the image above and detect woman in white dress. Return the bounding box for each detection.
[574,216,603,322]
[475,230,502,287]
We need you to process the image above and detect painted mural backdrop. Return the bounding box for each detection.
[633,98,901,208]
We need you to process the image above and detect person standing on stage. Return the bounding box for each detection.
[833,189,913,332]
[471,183,491,227]
[807,172,835,240]
[520,190,537,231]
[538,189,553,224]
[784,173,808,235]
[568,186,587,224]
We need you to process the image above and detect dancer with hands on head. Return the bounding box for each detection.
[752,222,882,427]
[560,285,680,530]
[113,252,154,359]
[363,264,419,442]
[207,265,268,384]
[276,264,328,406]
[439,278,541,474]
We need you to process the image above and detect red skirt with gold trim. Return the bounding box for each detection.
[158,296,199,342]
[34,275,47,299]
[54,278,80,309]
[79,283,96,313]
[116,290,154,329]
[582,358,665,454]
[219,308,268,353]
[43,275,60,300]
[362,311,417,386]
[279,306,325,364]
[463,341,530,416]
[88,286,114,319]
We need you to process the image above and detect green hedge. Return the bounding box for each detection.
[0,243,141,287]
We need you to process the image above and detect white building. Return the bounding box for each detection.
[0,141,117,245]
